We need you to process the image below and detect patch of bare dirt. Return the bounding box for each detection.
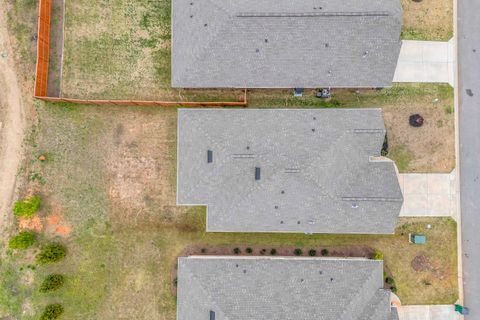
[0,2,28,240]
[103,110,189,229]
[411,254,449,280]
[18,215,43,232]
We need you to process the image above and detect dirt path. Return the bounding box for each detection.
[0,4,27,239]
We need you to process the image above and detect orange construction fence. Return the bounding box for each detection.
[34,0,51,97]
[33,0,247,107]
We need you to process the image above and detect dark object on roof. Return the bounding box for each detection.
[172,0,403,88]
[316,88,332,99]
[207,150,213,163]
[255,167,261,180]
[177,257,399,320]
[209,310,215,320]
[409,114,424,127]
[177,109,403,234]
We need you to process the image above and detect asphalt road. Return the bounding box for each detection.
[458,0,480,318]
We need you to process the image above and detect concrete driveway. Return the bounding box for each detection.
[398,172,457,219]
[393,39,455,86]
[397,305,460,320]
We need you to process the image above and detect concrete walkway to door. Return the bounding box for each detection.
[398,171,457,219]
[393,39,455,86]
[397,305,460,320]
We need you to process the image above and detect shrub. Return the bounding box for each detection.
[308,249,317,256]
[39,274,64,293]
[200,248,207,253]
[245,247,253,254]
[8,231,35,249]
[40,304,64,320]
[173,277,178,287]
[36,244,67,264]
[270,249,277,256]
[385,276,395,285]
[390,286,397,293]
[233,248,241,254]
[373,250,384,260]
[13,195,41,218]
[321,249,329,256]
[293,248,303,256]
[260,249,266,255]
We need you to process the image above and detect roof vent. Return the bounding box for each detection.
[255,167,261,180]
[351,203,359,208]
[207,150,213,163]
[324,43,329,48]
[264,39,268,43]
[255,48,260,53]
[363,50,369,58]
[210,311,215,320]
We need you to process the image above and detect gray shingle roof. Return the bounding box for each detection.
[177,256,397,320]
[172,0,403,88]
[177,109,403,234]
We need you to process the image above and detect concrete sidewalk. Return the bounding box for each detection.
[393,39,455,86]
[399,172,457,219]
[397,305,460,320]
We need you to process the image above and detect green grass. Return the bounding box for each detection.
[388,145,414,172]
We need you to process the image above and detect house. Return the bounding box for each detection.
[177,256,399,320]
[176,109,403,234]
[172,0,403,88]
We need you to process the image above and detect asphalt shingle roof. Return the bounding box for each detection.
[177,109,403,234]
[177,256,397,320]
[172,0,403,88]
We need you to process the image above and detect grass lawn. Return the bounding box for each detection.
[0,102,458,319]
[401,0,453,41]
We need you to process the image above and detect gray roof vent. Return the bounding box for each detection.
[207,150,213,163]
[210,311,215,320]
[255,167,261,180]
[363,50,369,58]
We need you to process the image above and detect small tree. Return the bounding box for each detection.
[373,250,384,260]
[40,304,64,320]
[270,248,277,256]
[321,249,329,256]
[385,276,395,285]
[39,274,64,293]
[293,248,303,256]
[8,231,35,249]
[13,195,41,218]
[233,248,241,254]
[245,247,253,254]
[37,244,67,264]
[308,249,317,256]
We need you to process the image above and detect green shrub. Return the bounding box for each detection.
[39,274,64,292]
[321,249,329,256]
[8,231,35,249]
[308,249,317,256]
[270,249,277,256]
[390,286,397,293]
[293,248,303,256]
[13,195,41,218]
[385,276,395,285]
[233,248,241,254]
[245,247,253,254]
[373,250,384,260]
[40,304,64,320]
[36,244,67,264]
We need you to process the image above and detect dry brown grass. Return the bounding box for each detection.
[401,0,453,40]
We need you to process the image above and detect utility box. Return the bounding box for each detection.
[409,233,426,244]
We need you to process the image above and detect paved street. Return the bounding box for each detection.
[458,0,480,318]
